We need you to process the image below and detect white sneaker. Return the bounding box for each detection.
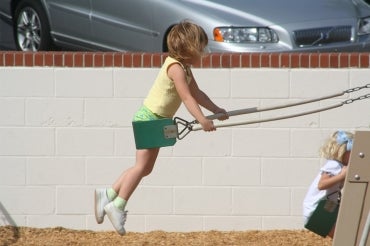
[104,202,127,236]
[94,188,110,224]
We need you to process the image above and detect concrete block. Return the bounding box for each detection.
[173,129,231,157]
[261,158,319,186]
[27,158,85,185]
[349,70,370,89]
[1,65,367,232]
[86,157,134,185]
[290,129,329,157]
[192,68,231,98]
[233,187,290,215]
[114,128,137,156]
[56,128,114,156]
[84,99,137,127]
[291,188,308,216]
[203,157,261,186]
[26,98,84,126]
[55,68,113,97]
[0,98,24,125]
[290,69,349,98]
[0,68,54,97]
[231,69,289,98]
[232,129,290,157]
[0,128,54,156]
[114,68,158,98]
[0,158,26,185]
[0,187,54,214]
[128,187,173,214]
[320,99,370,128]
[174,187,231,215]
[143,157,202,186]
[56,187,92,214]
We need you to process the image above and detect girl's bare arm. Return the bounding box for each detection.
[169,63,215,131]
[317,166,347,190]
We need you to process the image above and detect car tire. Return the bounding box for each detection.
[13,0,53,51]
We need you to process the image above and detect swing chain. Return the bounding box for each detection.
[344,83,370,93]
[343,93,370,104]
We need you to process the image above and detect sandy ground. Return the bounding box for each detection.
[0,226,332,246]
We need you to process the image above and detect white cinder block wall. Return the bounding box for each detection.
[0,67,369,232]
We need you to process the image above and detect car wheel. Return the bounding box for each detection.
[13,0,53,51]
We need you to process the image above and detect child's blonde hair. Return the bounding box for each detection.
[320,130,354,162]
[167,20,208,63]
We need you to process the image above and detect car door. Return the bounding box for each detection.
[90,0,156,51]
[45,0,92,45]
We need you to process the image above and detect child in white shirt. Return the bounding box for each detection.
[303,130,353,238]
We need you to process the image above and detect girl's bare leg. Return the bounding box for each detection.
[112,147,160,201]
[328,224,336,238]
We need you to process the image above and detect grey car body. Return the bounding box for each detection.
[1,0,370,52]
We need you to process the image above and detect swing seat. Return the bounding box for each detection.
[305,199,339,237]
[132,118,177,149]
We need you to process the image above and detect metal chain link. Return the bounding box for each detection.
[344,83,370,93]
[343,93,370,104]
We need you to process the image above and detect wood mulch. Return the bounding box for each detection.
[0,226,332,246]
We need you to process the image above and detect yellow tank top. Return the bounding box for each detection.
[144,56,192,118]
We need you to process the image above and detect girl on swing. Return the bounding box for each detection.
[93,20,228,235]
[303,130,353,238]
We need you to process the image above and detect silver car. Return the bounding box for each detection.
[1,0,370,52]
